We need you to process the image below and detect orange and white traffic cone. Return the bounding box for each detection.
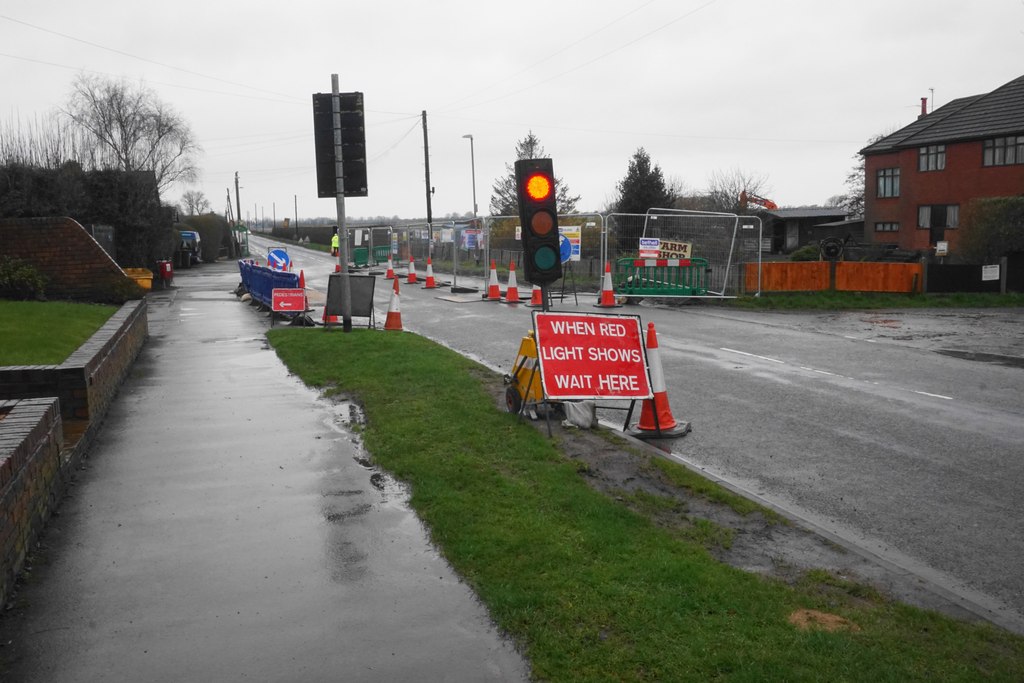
[384,278,403,331]
[594,260,621,308]
[385,257,395,279]
[423,257,437,289]
[298,270,309,312]
[321,261,339,325]
[629,322,690,439]
[407,257,417,285]
[335,263,341,273]
[485,260,501,301]
[503,261,521,303]
[525,284,544,308]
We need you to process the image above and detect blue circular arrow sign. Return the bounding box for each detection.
[268,248,290,270]
[559,234,572,264]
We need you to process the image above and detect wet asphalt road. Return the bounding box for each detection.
[0,264,528,682]
[254,236,1024,633]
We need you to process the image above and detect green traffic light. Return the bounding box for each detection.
[533,245,557,270]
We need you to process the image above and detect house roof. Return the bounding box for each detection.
[861,74,1024,155]
[813,218,864,229]
[767,208,847,220]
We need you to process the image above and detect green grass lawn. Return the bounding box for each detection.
[0,300,117,365]
[266,328,1024,682]
[724,291,1024,310]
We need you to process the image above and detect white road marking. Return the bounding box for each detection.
[720,347,955,401]
[914,390,954,400]
[720,347,784,363]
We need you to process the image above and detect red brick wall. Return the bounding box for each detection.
[0,300,148,606]
[0,398,63,606]
[864,142,1024,253]
[0,300,147,421]
[0,216,132,300]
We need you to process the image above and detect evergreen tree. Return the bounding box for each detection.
[612,148,674,214]
[488,132,580,216]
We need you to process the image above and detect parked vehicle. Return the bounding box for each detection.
[178,230,202,268]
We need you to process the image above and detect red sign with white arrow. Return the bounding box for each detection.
[272,288,306,312]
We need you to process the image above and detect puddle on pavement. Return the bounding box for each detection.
[324,503,373,523]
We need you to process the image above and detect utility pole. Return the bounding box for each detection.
[234,172,242,231]
[294,195,299,240]
[422,110,433,249]
[332,74,353,332]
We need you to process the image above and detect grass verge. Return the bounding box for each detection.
[723,291,1024,310]
[0,300,117,365]
[272,328,1022,681]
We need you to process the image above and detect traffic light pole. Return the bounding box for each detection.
[331,74,353,332]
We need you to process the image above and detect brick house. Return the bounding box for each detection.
[861,74,1024,257]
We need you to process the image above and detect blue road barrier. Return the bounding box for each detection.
[238,260,300,314]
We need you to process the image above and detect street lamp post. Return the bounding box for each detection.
[462,133,481,274]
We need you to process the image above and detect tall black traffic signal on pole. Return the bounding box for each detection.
[312,92,367,198]
[515,158,561,285]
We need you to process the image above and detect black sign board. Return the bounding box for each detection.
[312,92,368,198]
[326,273,377,327]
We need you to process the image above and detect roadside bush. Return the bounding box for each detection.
[0,256,48,300]
[960,197,1024,263]
[181,213,231,262]
[789,244,819,261]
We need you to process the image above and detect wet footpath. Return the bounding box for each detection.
[0,262,528,682]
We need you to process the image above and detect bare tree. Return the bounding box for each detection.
[835,132,894,218]
[62,74,200,193]
[180,190,211,215]
[0,111,86,168]
[704,168,772,213]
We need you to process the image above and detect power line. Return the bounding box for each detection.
[437,0,661,113]
[440,0,719,113]
[0,14,301,103]
[431,112,863,146]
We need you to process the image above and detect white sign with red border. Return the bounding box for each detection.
[533,312,652,401]
[639,237,660,259]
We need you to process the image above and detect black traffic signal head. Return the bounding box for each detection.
[515,158,562,285]
[312,92,367,198]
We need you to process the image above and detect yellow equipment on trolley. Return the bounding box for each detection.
[504,330,544,416]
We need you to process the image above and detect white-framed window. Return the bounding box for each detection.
[918,145,946,171]
[874,222,899,232]
[983,136,1024,166]
[876,168,900,198]
[918,204,959,228]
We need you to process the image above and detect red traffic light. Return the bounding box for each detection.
[525,173,553,202]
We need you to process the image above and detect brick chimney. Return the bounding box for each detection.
[919,97,929,119]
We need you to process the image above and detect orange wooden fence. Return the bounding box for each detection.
[745,262,923,293]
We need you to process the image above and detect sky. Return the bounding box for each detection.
[2,0,1023,225]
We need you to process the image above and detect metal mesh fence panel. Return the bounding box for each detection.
[483,214,607,289]
[606,211,762,297]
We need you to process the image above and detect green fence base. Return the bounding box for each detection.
[613,257,710,297]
